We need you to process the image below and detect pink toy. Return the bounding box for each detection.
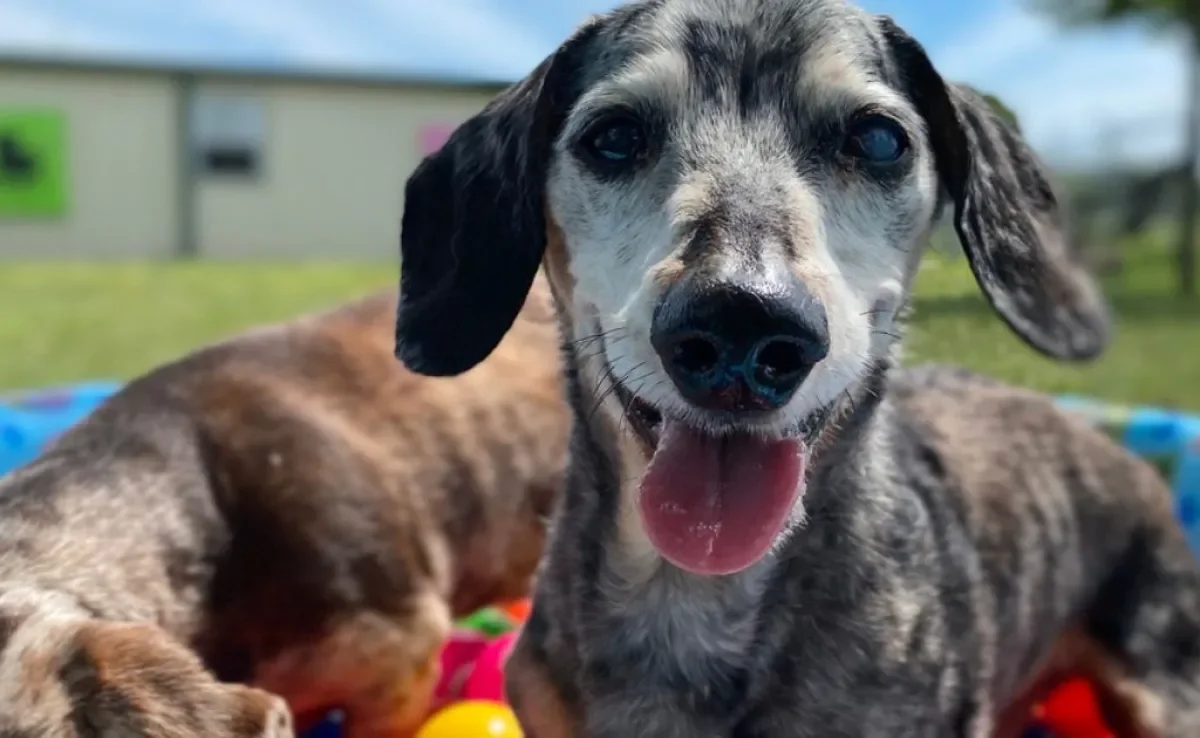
[431,629,491,712]
[461,631,518,702]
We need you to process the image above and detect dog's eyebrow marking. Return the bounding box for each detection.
[564,47,689,145]
[860,23,890,81]
[678,17,808,116]
[795,34,876,96]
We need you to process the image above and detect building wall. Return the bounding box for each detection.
[195,79,496,259]
[0,66,178,258]
[0,62,499,260]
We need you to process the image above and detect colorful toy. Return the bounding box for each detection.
[0,381,120,476]
[432,630,493,711]
[415,700,523,738]
[1056,396,1200,500]
[302,710,345,738]
[1175,422,1200,556]
[1028,677,1113,738]
[461,631,518,702]
[501,598,532,624]
[457,606,516,637]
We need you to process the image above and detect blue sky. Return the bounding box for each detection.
[0,0,1187,170]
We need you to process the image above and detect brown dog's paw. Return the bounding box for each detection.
[253,603,452,738]
[225,685,295,738]
[57,621,295,737]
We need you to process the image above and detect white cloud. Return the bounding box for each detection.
[0,0,140,54]
[363,0,554,79]
[1001,38,1185,167]
[929,3,1188,170]
[175,0,393,67]
[930,6,1056,82]
[0,0,554,81]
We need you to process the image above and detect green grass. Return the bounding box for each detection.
[906,238,1200,411]
[0,262,396,391]
[0,242,1197,410]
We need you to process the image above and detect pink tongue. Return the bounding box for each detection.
[637,419,806,576]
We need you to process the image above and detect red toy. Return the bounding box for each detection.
[425,600,529,718]
[461,631,519,702]
[1030,677,1114,738]
[502,598,532,624]
[431,629,491,712]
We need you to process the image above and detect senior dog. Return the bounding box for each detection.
[393,0,1200,735]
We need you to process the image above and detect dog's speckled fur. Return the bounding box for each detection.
[393,0,1200,735]
[0,280,568,737]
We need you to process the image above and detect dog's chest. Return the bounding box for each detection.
[583,556,772,722]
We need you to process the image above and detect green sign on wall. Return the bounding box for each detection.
[0,109,68,218]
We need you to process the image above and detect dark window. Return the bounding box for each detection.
[191,91,265,180]
[198,146,258,176]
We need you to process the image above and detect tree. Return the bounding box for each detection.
[1030,0,1198,296]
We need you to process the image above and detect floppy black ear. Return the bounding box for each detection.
[395,20,600,377]
[879,17,1110,361]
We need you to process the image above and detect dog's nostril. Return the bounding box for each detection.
[752,339,808,389]
[746,337,820,401]
[671,333,723,379]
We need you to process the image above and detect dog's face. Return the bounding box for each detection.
[395,0,1109,576]
[545,1,941,439]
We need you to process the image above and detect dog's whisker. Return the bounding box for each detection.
[568,327,626,349]
[585,361,648,426]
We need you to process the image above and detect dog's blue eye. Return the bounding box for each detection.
[585,119,645,164]
[843,116,908,165]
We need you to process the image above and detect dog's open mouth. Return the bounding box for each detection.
[608,372,807,577]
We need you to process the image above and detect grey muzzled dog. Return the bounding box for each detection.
[393,0,1200,735]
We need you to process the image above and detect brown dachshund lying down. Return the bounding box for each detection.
[0,277,568,737]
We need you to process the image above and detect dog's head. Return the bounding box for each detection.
[395,0,1109,577]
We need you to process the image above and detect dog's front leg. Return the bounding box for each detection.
[47,620,292,737]
[505,632,587,738]
[507,642,726,738]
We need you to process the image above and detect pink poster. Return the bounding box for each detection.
[418,122,457,154]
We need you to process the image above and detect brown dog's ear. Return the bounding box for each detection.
[395,19,601,377]
[879,17,1110,361]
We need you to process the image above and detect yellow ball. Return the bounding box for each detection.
[415,700,524,738]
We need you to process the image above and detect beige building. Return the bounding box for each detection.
[0,55,505,259]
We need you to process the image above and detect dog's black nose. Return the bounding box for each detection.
[651,275,829,413]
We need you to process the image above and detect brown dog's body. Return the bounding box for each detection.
[0,281,567,737]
